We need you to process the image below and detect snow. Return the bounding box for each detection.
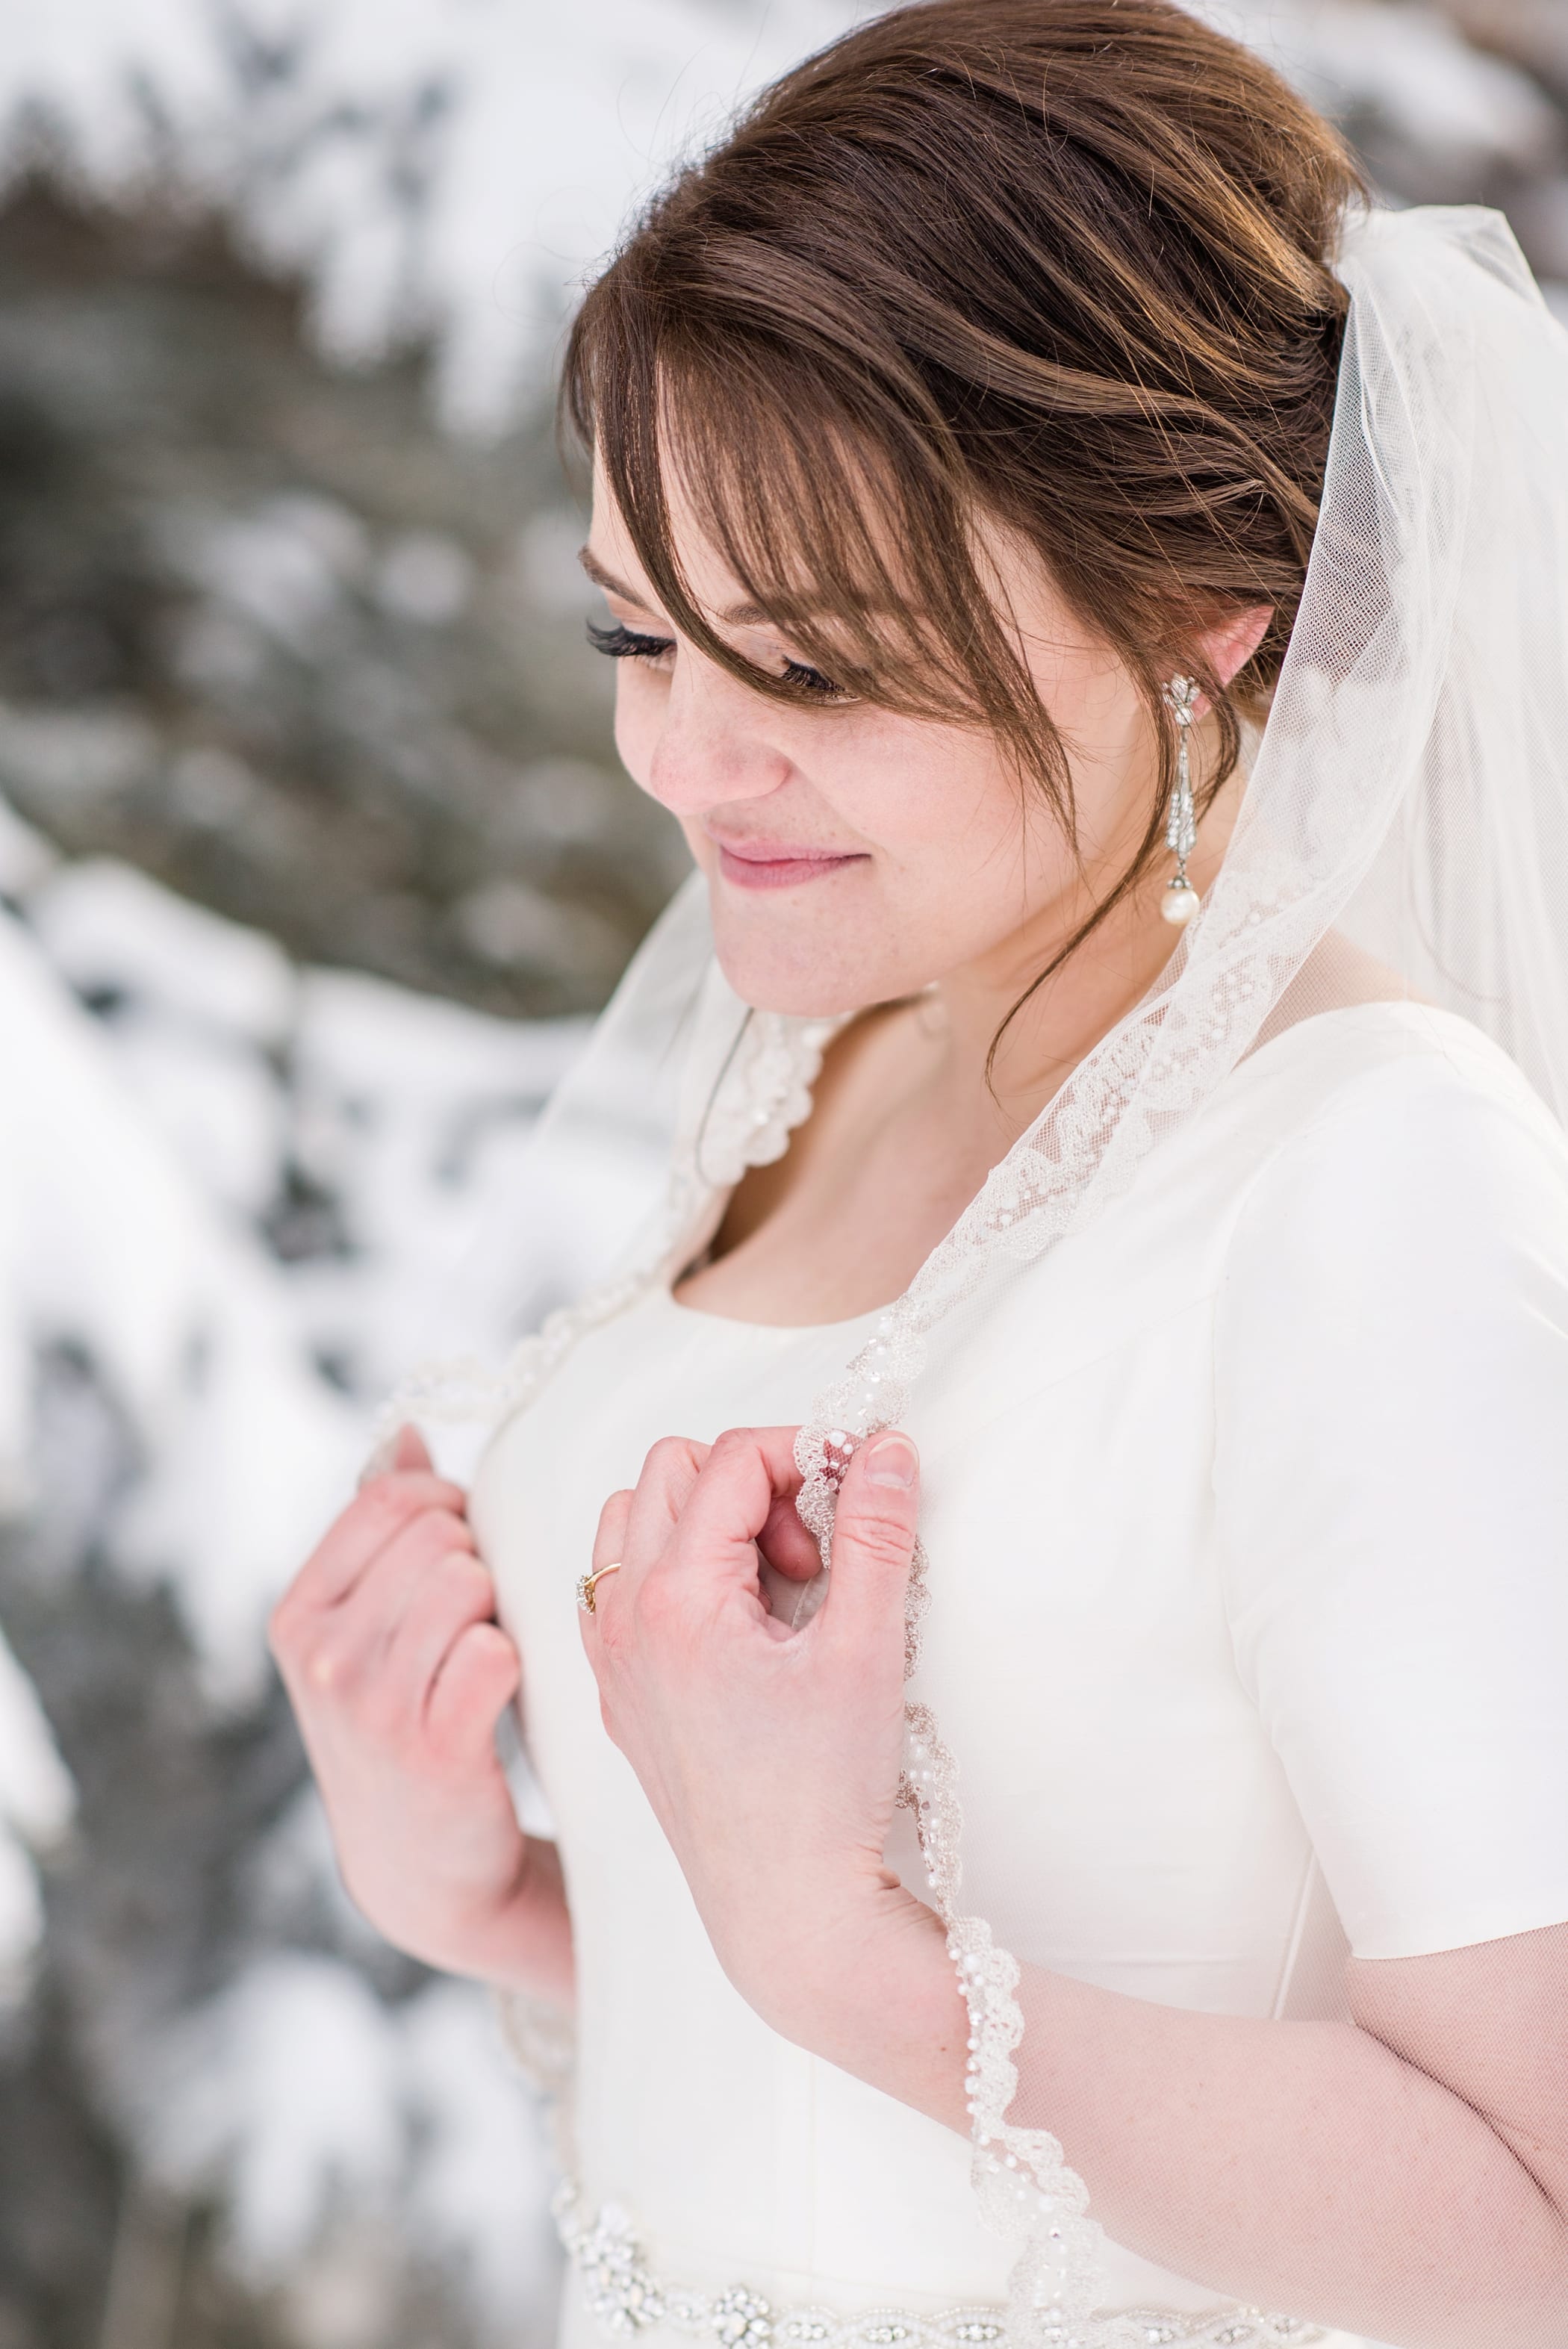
[29,854,297,1043]
[0,0,884,429]
[0,0,1558,2330]
[7,0,1543,432]
[0,794,55,898]
[374,530,475,626]
[0,835,618,1688]
[1202,1,1559,182]
[163,491,373,652]
[0,1622,74,1997]
[0,830,613,2324]
[0,701,160,815]
[0,746,688,2324]
[0,1625,75,1849]
[0,895,353,1671]
[147,1953,407,2275]
[140,1954,557,2334]
[0,829,594,2336]
[400,1978,560,2329]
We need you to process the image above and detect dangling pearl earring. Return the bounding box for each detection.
[1160,673,1202,925]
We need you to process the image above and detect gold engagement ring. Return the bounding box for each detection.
[576,1562,622,1614]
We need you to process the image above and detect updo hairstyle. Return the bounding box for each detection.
[565,0,1365,979]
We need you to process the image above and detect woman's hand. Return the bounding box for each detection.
[270,1425,572,2001]
[580,1424,954,2061]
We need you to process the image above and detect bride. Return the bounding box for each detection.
[268,4,1568,2345]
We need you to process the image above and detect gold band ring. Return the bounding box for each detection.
[576,1561,622,1615]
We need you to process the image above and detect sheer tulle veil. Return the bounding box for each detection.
[380,202,1568,2342]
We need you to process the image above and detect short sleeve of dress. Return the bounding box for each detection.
[1212,1026,1568,1961]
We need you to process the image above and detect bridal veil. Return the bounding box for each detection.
[385,201,1568,2343]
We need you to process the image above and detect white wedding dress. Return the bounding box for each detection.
[468,997,1568,2349]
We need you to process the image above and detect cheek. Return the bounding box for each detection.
[611,670,666,790]
[709,729,1060,1015]
[820,717,1032,873]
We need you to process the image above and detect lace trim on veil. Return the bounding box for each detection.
[374,1006,844,1443]
[393,201,1562,2349]
[472,997,1322,2349]
[547,2168,1322,2349]
[785,854,1334,2340]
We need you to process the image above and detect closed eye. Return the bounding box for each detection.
[587,619,675,665]
[587,619,844,700]
[780,658,844,699]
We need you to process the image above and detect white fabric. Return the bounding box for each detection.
[469,998,1568,2347]
[750,204,1568,2327]
[379,185,1568,2348]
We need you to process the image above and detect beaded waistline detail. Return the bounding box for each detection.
[553,2181,1328,2349]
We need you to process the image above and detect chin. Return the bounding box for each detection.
[706,906,882,1019]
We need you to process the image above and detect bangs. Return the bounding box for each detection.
[570,294,1038,758]
[552,0,1362,1075]
[559,0,1359,927]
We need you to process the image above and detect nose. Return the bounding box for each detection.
[641,651,793,818]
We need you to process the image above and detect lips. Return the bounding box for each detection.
[712,839,867,892]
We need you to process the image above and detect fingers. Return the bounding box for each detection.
[622,1437,707,1570]
[273,1502,476,1700]
[394,1425,433,1474]
[383,1548,500,1715]
[691,1426,818,1578]
[589,1428,820,1618]
[427,1623,522,1764]
[357,1507,479,1647]
[279,1466,469,1625]
[755,1484,824,1583]
[357,1422,434,1488]
[280,1499,514,1773]
[582,1437,709,1632]
[591,1488,634,1577]
[579,1419,906,1644]
[662,1425,804,1596]
[818,1431,919,1651]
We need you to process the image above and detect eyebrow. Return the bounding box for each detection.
[578,547,650,607]
[577,544,783,632]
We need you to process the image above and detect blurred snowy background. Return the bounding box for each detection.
[0,3,1565,2346]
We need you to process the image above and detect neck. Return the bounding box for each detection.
[924,896,1163,1145]
[925,747,1242,1142]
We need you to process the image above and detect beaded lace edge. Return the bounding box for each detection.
[546,2173,1325,2349]
[428,972,1327,2349]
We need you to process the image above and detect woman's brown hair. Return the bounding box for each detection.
[564,0,1365,1012]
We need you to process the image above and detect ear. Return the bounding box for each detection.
[1191,603,1273,710]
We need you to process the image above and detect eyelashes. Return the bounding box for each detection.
[585,618,843,700]
[781,659,844,700]
[586,619,673,664]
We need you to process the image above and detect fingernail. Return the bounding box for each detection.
[356,1433,398,1488]
[865,1434,918,1490]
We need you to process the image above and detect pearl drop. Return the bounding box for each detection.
[1161,879,1201,925]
